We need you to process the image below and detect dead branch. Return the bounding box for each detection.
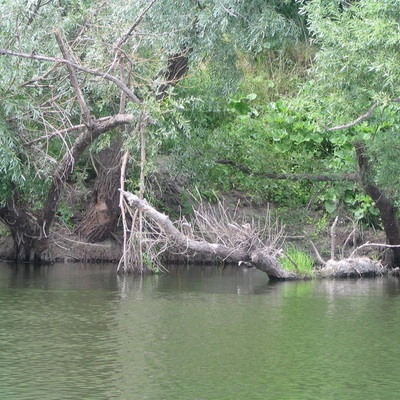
[341,225,358,258]
[121,190,295,279]
[118,151,130,274]
[122,191,249,260]
[350,243,400,258]
[303,231,326,267]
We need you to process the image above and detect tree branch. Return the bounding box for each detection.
[325,98,400,132]
[53,29,92,125]
[325,102,379,131]
[350,243,400,258]
[121,190,295,279]
[23,116,114,146]
[122,191,249,261]
[38,113,134,238]
[217,159,360,182]
[113,0,159,50]
[0,48,142,104]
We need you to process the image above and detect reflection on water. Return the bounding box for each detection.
[1,263,400,399]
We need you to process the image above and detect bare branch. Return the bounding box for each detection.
[23,116,115,146]
[121,191,294,279]
[330,216,339,260]
[53,29,91,124]
[350,243,400,258]
[0,48,142,104]
[326,102,379,131]
[118,151,130,274]
[122,191,249,261]
[341,225,358,257]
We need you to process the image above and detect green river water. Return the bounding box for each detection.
[1,263,400,400]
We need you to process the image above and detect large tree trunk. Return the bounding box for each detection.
[0,199,41,262]
[76,138,123,242]
[355,141,400,265]
[0,115,133,263]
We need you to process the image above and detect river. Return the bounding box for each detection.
[0,263,399,400]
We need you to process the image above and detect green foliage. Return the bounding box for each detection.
[0,115,25,202]
[56,202,75,229]
[301,0,400,137]
[280,245,315,276]
[343,191,381,228]
[2,0,398,249]
[0,0,306,210]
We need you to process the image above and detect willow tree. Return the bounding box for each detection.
[300,0,400,264]
[0,0,301,261]
[76,0,304,243]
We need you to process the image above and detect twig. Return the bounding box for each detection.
[324,98,400,132]
[23,116,112,145]
[114,0,159,50]
[341,226,358,257]
[53,232,112,246]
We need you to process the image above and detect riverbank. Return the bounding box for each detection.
[0,188,387,268]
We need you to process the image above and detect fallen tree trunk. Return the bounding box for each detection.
[121,191,295,280]
[121,191,388,280]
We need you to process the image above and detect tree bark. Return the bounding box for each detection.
[0,199,39,262]
[76,138,123,242]
[355,141,400,265]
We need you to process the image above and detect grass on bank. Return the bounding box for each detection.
[279,245,315,277]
